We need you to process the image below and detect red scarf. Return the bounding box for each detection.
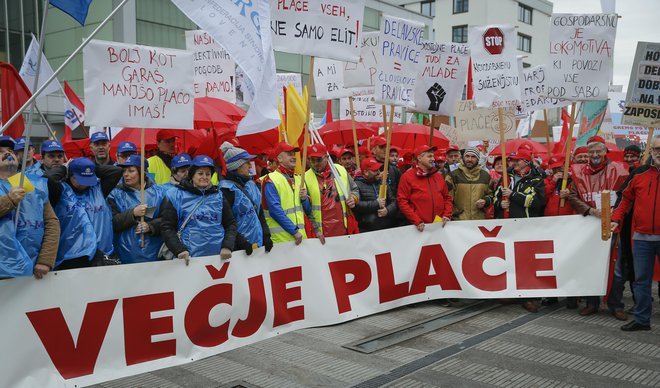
[415,165,438,177]
[585,158,608,175]
[277,165,296,188]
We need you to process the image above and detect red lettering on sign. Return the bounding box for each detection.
[26,300,118,379]
[328,259,372,314]
[271,267,305,327]
[410,244,461,295]
[478,225,502,238]
[515,241,557,289]
[463,242,507,291]
[376,253,410,303]
[232,276,267,338]
[123,292,175,366]
[184,284,232,347]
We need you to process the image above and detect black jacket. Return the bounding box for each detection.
[159,179,237,256]
[219,174,271,250]
[353,176,398,232]
[45,163,123,207]
[494,166,545,218]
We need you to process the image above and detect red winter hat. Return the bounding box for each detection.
[587,135,606,146]
[156,129,179,142]
[574,146,588,155]
[509,149,533,162]
[361,157,383,171]
[338,147,354,157]
[273,141,299,156]
[307,143,328,157]
[414,144,437,157]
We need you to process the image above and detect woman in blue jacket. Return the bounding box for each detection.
[159,155,237,262]
[107,155,166,264]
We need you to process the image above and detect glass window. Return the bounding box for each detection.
[421,1,435,17]
[518,33,532,53]
[452,25,468,43]
[453,0,469,14]
[518,3,533,24]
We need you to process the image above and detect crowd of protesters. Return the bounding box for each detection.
[1,129,658,332]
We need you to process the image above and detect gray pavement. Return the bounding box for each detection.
[96,286,660,388]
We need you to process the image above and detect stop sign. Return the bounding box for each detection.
[483,27,504,55]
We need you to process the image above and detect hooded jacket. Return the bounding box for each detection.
[353,175,398,232]
[397,167,453,225]
[445,163,493,220]
[612,164,660,235]
[494,166,545,218]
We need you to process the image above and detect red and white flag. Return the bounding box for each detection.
[64,81,85,122]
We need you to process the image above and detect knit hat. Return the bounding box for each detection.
[221,141,255,171]
[463,146,481,159]
[624,144,641,156]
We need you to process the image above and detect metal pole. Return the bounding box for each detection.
[4,0,10,63]
[33,0,39,37]
[0,0,131,135]
[19,0,25,55]
[35,105,58,140]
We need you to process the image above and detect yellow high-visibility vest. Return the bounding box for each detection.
[304,164,349,235]
[264,171,308,243]
[147,155,171,185]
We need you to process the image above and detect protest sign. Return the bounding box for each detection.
[83,39,194,129]
[173,0,280,136]
[468,25,520,108]
[454,100,516,142]
[374,15,425,107]
[411,41,470,115]
[314,57,350,100]
[546,14,617,101]
[340,94,403,123]
[438,123,460,147]
[343,31,379,91]
[518,64,570,114]
[275,73,302,114]
[0,216,609,388]
[271,0,365,62]
[185,30,236,102]
[623,41,660,127]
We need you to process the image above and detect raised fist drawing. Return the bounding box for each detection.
[426,83,446,111]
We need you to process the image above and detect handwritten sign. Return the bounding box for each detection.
[454,100,516,142]
[271,0,365,62]
[314,57,350,100]
[411,41,469,115]
[83,39,193,129]
[343,31,379,91]
[340,94,403,123]
[546,14,617,101]
[185,30,236,102]
[438,123,460,147]
[375,15,425,107]
[518,64,570,114]
[623,41,660,127]
[276,73,302,114]
[468,25,520,108]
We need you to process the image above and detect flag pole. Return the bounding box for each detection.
[349,96,360,169]
[35,105,58,140]
[498,107,509,218]
[140,128,146,248]
[379,105,395,200]
[543,109,551,153]
[0,0,131,136]
[300,56,315,190]
[560,102,578,208]
[428,114,434,146]
[642,127,655,164]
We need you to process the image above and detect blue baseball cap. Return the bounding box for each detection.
[192,155,215,168]
[0,136,15,149]
[117,141,137,153]
[172,153,192,169]
[90,132,110,143]
[41,139,64,153]
[68,158,98,186]
[14,137,32,151]
[117,154,148,169]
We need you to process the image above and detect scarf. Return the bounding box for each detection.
[415,165,438,177]
[514,164,531,177]
[585,158,608,175]
[228,170,252,185]
[277,165,296,188]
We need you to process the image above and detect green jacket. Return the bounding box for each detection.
[445,163,494,220]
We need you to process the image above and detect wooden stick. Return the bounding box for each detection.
[428,114,434,146]
[560,102,578,208]
[349,96,360,169]
[299,56,315,190]
[140,127,145,248]
[543,109,551,154]
[601,190,612,241]
[379,105,395,200]
[642,127,655,164]
[498,107,509,218]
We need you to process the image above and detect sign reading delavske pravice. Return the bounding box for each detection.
[84,39,194,129]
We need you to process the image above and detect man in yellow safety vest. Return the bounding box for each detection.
[148,129,179,184]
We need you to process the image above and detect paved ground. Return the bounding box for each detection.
[96,286,660,388]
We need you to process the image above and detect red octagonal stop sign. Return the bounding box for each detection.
[483,27,504,55]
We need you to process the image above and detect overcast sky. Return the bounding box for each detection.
[551,0,659,92]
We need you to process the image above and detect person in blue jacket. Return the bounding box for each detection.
[107,155,166,264]
[14,136,42,175]
[160,153,192,191]
[115,141,138,164]
[219,141,272,253]
[0,136,60,278]
[159,155,237,263]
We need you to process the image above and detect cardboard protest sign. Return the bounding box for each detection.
[546,14,617,101]
[314,58,350,100]
[438,123,460,147]
[518,64,570,114]
[468,25,520,108]
[343,31,379,90]
[623,41,660,127]
[340,95,403,123]
[454,100,516,142]
[185,30,236,102]
[411,41,469,116]
[83,39,193,129]
[375,15,425,107]
[271,0,365,62]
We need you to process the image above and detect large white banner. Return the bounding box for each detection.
[185,30,236,102]
[519,64,570,114]
[454,100,516,142]
[271,0,365,62]
[469,25,521,108]
[623,41,660,127]
[374,15,425,107]
[173,0,280,135]
[19,34,61,97]
[343,31,379,91]
[339,94,403,123]
[83,40,194,129]
[546,14,617,101]
[0,217,608,388]
[411,41,470,115]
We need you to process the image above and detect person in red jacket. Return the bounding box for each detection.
[611,136,660,331]
[397,145,452,232]
[544,155,576,216]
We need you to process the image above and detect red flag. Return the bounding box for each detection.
[64,80,85,119]
[0,62,32,138]
[326,99,333,124]
[552,108,572,155]
[466,57,473,100]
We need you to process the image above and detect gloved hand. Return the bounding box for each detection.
[264,236,274,252]
[244,242,253,256]
[178,250,190,266]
